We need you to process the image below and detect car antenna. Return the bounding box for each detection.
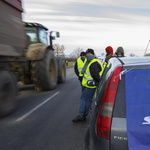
[144,40,150,56]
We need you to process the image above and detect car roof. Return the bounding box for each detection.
[110,57,150,66]
[120,57,150,64]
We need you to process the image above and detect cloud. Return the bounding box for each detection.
[23,0,150,56]
[68,0,150,9]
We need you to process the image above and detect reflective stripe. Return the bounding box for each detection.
[85,72,91,76]
[78,67,83,70]
[83,76,93,80]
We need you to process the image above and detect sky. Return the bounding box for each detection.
[22,0,150,56]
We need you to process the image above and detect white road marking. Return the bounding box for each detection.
[15,92,60,122]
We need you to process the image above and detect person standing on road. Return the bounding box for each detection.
[66,60,69,66]
[74,52,87,91]
[72,49,103,123]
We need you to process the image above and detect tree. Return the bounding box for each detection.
[129,53,135,57]
[129,53,138,57]
[69,47,84,58]
[53,44,65,57]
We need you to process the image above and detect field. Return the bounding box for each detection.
[66,61,75,67]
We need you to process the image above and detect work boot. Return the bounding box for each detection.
[72,115,86,123]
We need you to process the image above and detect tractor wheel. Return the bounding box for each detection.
[0,70,17,118]
[56,56,66,83]
[31,49,58,91]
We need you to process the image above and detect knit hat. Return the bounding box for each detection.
[80,52,86,56]
[86,48,94,55]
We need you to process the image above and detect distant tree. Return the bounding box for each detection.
[129,53,139,57]
[53,44,65,57]
[129,53,136,57]
[69,52,77,58]
[69,47,84,58]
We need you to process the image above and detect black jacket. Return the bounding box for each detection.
[89,61,102,86]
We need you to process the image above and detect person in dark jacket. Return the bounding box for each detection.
[72,48,103,123]
[115,46,125,57]
[105,46,114,64]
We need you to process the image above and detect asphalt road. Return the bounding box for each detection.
[0,68,89,150]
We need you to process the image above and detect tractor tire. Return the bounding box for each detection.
[31,49,58,91]
[0,70,17,118]
[56,56,66,83]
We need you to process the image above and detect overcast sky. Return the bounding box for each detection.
[22,0,150,56]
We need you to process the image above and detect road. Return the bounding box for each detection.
[0,68,89,150]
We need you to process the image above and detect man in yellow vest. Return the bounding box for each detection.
[74,52,87,91]
[72,49,103,123]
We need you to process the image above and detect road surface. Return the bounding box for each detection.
[0,68,89,150]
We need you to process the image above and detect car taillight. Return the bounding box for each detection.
[96,66,122,140]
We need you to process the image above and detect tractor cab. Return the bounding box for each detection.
[24,22,60,48]
[24,22,49,47]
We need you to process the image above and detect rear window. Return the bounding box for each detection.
[113,64,150,118]
[113,74,126,118]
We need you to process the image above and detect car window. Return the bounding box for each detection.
[38,28,48,45]
[26,27,38,44]
[113,73,126,118]
[113,64,150,118]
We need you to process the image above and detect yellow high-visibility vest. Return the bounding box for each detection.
[77,57,87,77]
[82,58,103,88]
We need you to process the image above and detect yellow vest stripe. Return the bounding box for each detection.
[83,76,93,80]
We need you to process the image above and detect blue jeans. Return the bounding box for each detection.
[78,87,96,117]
